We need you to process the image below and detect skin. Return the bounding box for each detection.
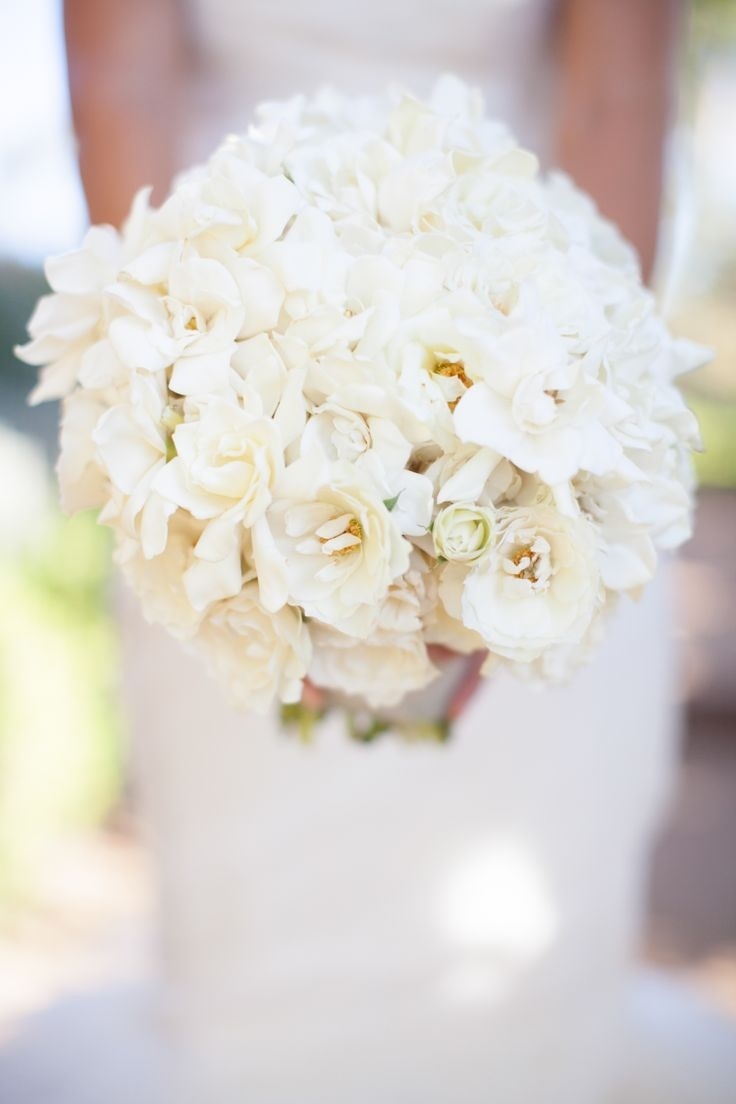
[64,0,187,226]
[63,0,680,718]
[555,0,680,283]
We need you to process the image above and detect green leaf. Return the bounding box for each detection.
[397,717,454,743]
[279,701,327,744]
[347,713,391,743]
[383,493,401,512]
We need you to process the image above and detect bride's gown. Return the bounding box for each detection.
[2,2,735,1103]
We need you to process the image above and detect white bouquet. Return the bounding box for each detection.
[18,77,703,727]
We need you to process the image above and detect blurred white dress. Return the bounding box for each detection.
[116,3,730,1103]
[9,2,730,1104]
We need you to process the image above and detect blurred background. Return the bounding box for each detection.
[0,0,734,1051]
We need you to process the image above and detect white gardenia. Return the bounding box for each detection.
[252,456,410,637]
[17,76,704,718]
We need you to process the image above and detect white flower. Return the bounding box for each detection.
[508,598,613,685]
[427,444,503,505]
[154,397,283,526]
[432,561,489,654]
[577,466,692,592]
[433,502,496,564]
[444,169,546,240]
[253,457,410,635]
[152,397,285,609]
[108,247,245,395]
[384,298,503,448]
[259,207,350,319]
[300,402,372,463]
[17,226,123,403]
[57,390,109,513]
[195,583,311,713]
[461,505,602,661]
[453,303,626,484]
[309,628,437,708]
[377,551,437,633]
[355,449,434,538]
[304,351,430,447]
[298,403,434,537]
[424,593,486,655]
[93,372,175,556]
[308,556,439,706]
[20,76,703,714]
[159,153,301,256]
[116,513,204,639]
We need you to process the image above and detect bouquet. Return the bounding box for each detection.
[18,76,703,729]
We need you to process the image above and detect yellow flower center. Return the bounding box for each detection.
[544,388,564,406]
[433,359,473,411]
[511,544,540,583]
[319,517,363,557]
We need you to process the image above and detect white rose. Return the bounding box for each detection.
[374,551,436,634]
[116,513,204,640]
[433,501,496,564]
[509,599,612,685]
[109,247,244,396]
[309,626,438,709]
[149,398,285,609]
[194,582,311,713]
[154,397,283,526]
[461,505,602,661]
[444,172,546,240]
[308,551,440,707]
[252,457,410,636]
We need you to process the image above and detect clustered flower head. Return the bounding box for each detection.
[18,76,704,715]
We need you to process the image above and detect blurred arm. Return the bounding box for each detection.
[64,0,187,226]
[555,0,680,280]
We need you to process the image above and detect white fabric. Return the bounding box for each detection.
[180,0,559,164]
[121,575,685,1104]
[2,969,735,1103]
[115,573,736,1103]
